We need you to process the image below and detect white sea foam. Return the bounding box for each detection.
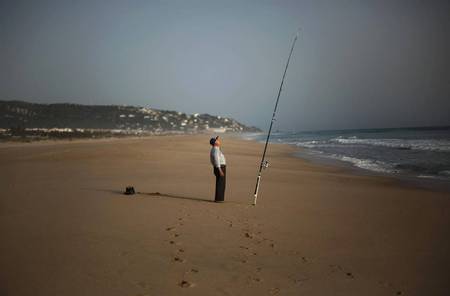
[241,132,265,141]
[295,140,321,148]
[439,170,450,177]
[328,154,398,174]
[330,138,450,152]
[418,172,450,180]
[418,175,438,179]
[294,140,338,149]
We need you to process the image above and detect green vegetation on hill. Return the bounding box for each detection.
[0,100,260,133]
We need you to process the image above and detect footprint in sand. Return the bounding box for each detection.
[244,232,253,239]
[269,287,280,294]
[293,277,309,285]
[261,237,275,246]
[166,227,176,231]
[177,268,199,288]
[329,264,354,279]
[179,280,195,288]
[329,264,342,272]
[177,217,185,226]
[173,256,185,263]
[247,276,262,284]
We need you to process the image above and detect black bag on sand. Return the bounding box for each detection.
[124,186,135,195]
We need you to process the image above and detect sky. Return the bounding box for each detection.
[1,0,449,131]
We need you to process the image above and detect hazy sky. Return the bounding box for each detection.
[1,0,449,130]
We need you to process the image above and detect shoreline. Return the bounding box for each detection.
[295,148,450,194]
[237,133,450,194]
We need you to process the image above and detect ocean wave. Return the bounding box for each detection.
[418,174,450,180]
[328,154,399,174]
[241,132,265,141]
[330,138,450,152]
[294,140,350,149]
[439,170,450,177]
[294,140,327,148]
[418,175,438,179]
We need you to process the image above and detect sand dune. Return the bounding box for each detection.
[1,135,449,295]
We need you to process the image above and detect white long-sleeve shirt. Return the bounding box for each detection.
[210,146,226,168]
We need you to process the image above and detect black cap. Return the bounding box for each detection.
[209,137,216,146]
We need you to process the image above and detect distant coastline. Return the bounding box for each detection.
[0,100,260,142]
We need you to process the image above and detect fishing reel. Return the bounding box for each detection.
[262,160,270,169]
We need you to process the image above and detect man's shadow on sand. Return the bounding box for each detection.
[139,191,216,203]
[94,189,215,203]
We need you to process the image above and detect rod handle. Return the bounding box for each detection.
[253,175,261,205]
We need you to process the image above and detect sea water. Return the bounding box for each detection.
[244,126,450,182]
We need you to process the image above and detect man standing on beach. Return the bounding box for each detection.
[210,136,226,202]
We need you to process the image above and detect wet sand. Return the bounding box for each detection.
[1,135,449,295]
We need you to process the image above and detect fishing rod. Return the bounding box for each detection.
[253,29,300,206]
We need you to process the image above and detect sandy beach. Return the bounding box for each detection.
[1,135,449,295]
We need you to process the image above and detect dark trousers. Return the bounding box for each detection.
[213,165,226,202]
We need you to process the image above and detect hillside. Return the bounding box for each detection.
[0,100,260,140]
